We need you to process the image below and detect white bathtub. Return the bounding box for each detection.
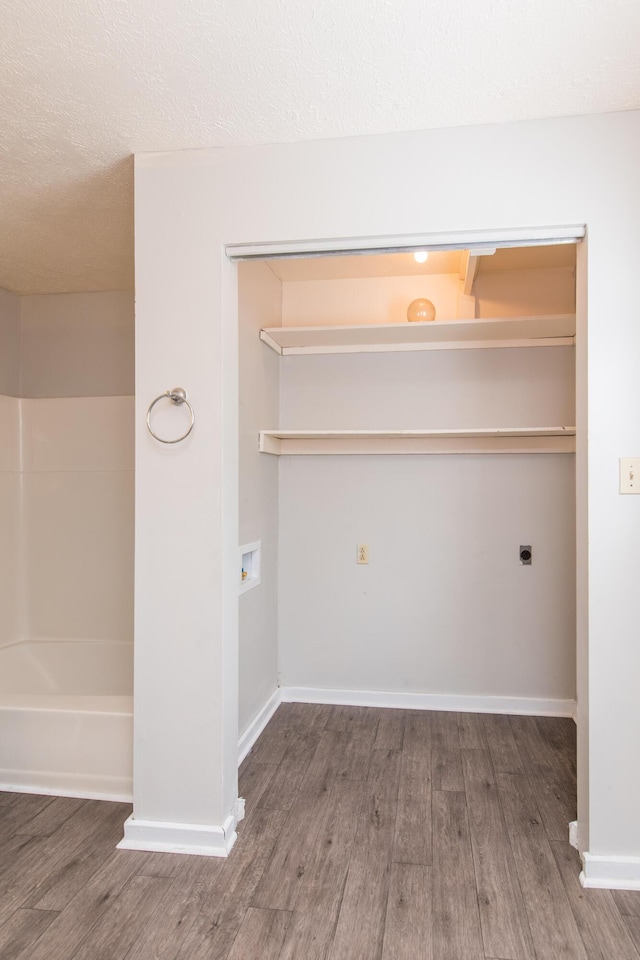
[0,641,133,800]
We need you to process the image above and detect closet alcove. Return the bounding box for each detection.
[237,243,577,735]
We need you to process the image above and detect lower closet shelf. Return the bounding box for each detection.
[259,427,576,456]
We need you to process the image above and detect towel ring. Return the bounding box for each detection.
[146,388,195,444]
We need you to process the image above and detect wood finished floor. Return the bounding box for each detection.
[2,704,640,960]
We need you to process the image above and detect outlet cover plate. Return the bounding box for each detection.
[620,458,640,494]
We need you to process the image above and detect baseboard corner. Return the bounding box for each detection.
[117,811,237,858]
[581,852,640,890]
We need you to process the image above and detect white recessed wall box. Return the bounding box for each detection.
[239,541,261,594]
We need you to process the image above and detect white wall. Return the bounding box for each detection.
[475,266,575,317]
[0,288,20,396]
[133,171,240,835]
[134,110,640,877]
[279,348,575,430]
[281,266,575,326]
[277,346,575,703]
[279,455,575,700]
[20,292,134,397]
[238,262,281,735]
[282,274,460,325]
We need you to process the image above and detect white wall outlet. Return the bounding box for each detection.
[620,458,640,494]
[357,544,369,564]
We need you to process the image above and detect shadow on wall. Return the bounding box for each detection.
[1,156,134,296]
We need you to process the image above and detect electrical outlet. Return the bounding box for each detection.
[357,544,369,564]
[620,458,640,494]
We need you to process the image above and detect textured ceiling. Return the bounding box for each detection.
[1,0,639,295]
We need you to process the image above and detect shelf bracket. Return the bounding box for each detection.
[459,246,497,297]
[460,251,480,296]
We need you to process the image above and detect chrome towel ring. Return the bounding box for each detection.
[146,388,195,444]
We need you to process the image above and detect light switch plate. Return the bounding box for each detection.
[620,458,640,494]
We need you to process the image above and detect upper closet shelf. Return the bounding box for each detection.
[260,427,576,456]
[260,314,576,356]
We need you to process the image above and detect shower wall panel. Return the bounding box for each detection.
[0,396,21,645]
[22,397,134,644]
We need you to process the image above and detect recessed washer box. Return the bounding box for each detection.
[239,541,261,594]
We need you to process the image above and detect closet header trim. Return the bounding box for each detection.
[227,225,585,262]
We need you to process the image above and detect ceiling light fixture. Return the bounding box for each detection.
[413,250,429,264]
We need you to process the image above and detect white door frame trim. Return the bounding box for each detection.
[224,220,587,865]
[226,224,585,261]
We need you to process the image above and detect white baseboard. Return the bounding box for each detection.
[117,686,574,861]
[117,810,237,858]
[580,852,640,890]
[280,685,576,718]
[0,772,132,803]
[237,687,282,765]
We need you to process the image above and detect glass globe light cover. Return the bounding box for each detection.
[407,298,436,323]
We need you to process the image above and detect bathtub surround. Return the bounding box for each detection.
[0,302,21,647]
[0,394,134,798]
[0,396,21,648]
[23,397,134,646]
[0,694,133,800]
[0,395,134,650]
[0,642,133,695]
[0,289,135,799]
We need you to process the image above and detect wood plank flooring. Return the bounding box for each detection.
[2,704,640,959]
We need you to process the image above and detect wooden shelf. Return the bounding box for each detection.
[259,427,576,456]
[260,314,576,356]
